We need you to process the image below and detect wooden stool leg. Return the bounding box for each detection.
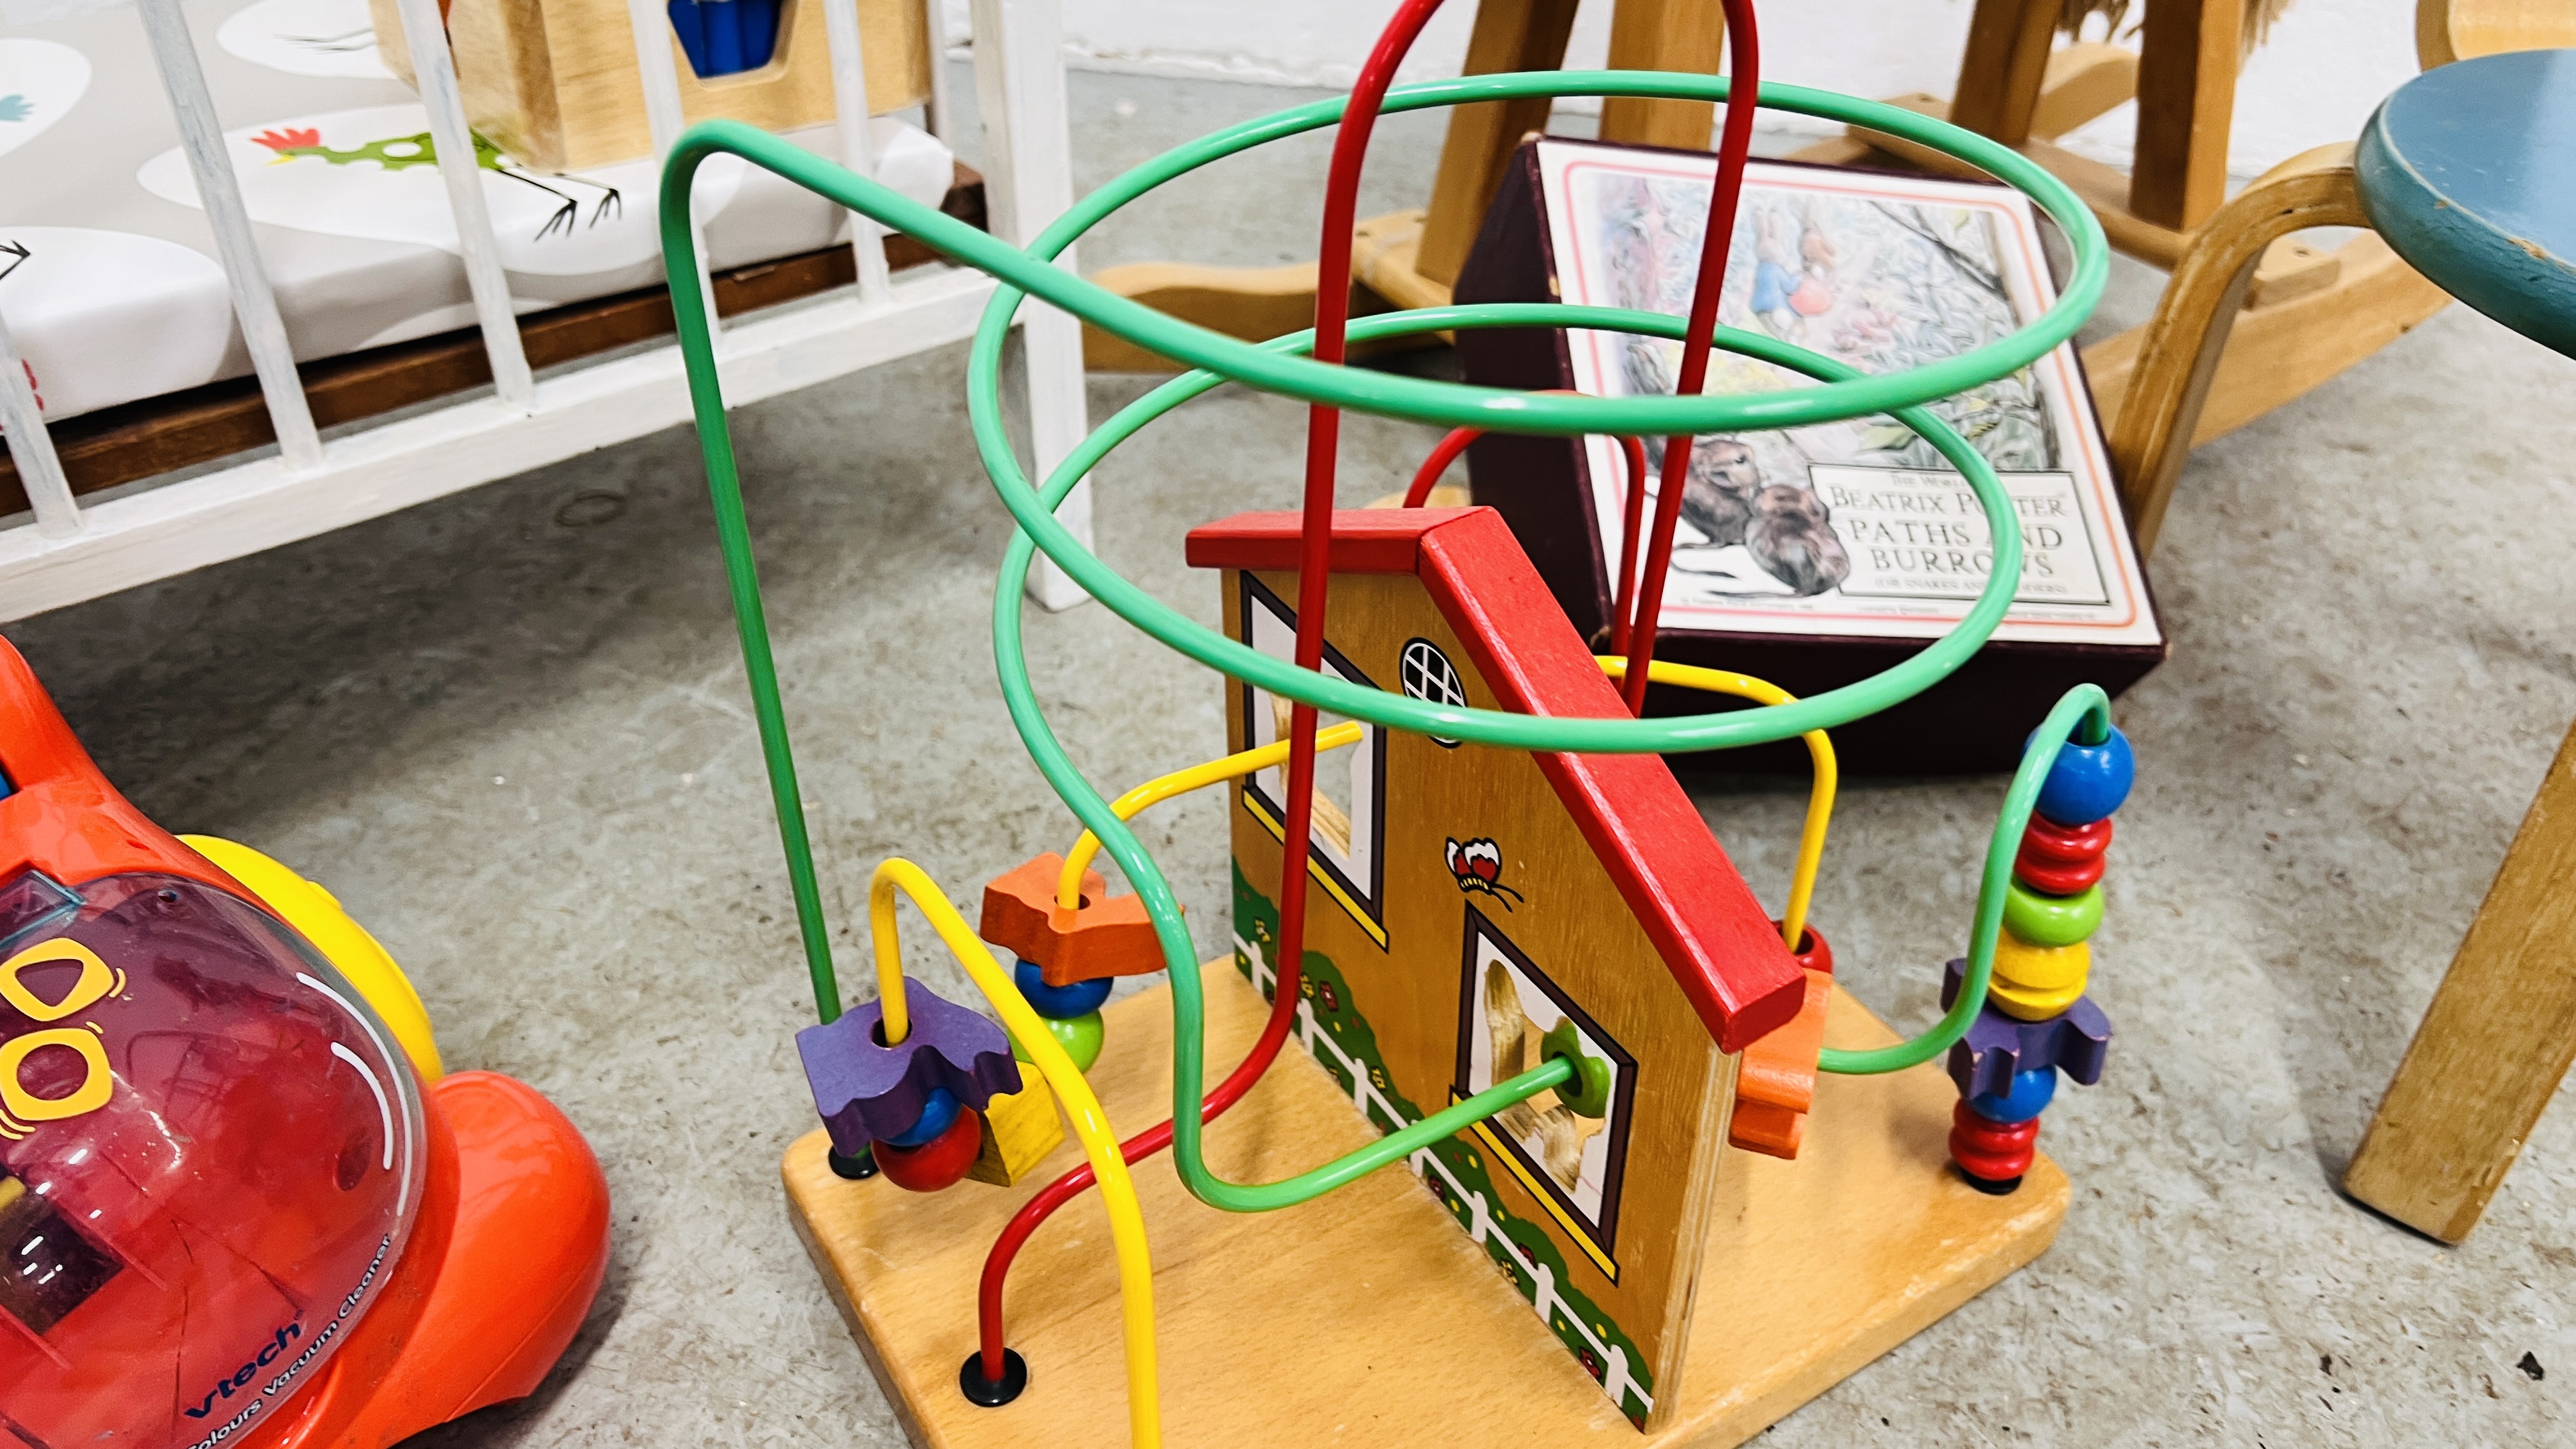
[1599,0,1726,151]
[2129,0,2244,231]
[1947,0,2059,144]
[1414,0,1583,288]
[2104,143,2368,554]
[2344,718,2576,1243]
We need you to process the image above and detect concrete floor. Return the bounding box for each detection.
[19,70,2576,1447]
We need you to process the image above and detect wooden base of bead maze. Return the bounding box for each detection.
[784,959,2067,1446]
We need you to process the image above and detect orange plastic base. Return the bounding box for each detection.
[241,1071,610,1449]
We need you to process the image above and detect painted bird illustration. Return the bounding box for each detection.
[1445,837,1522,907]
[251,126,623,241]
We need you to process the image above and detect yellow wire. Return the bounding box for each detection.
[868,873,912,1046]
[1059,721,1367,910]
[869,857,1162,1448]
[1595,657,1837,953]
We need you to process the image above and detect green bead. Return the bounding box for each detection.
[1012,1009,1105,1074]
[1541,1021,1613,1118]
[2002,878,2103,948]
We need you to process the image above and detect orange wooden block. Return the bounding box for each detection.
[978,853,1170,988]
[1730,967,1834,1160]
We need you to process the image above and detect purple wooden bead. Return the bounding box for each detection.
[1939,958,2113,1100]
[797,977,1022,1158]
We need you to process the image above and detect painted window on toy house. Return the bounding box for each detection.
[1452,907,1637,1280]
[1236,574,1389,945]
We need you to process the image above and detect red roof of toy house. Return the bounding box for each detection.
[1186,507,1805,1054]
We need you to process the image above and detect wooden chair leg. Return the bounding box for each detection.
[1947,0,2059,144]
[2129,0,2245,231]
[1414,0,1583,288]
[2344,716,2576,1243]
[2105,142,2367,554]
[1599,0,1726,151]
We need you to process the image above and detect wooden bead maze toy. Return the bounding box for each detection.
[665,2,2141,1441]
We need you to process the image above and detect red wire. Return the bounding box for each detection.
[1402,426,1480,507]
[1284,0,1452,1009]
[1604,434,1653,655]
[1618,0,1761,716]
[1407,427,1650,659]
[976,0,1452,1385]
[974,993,1292,1378]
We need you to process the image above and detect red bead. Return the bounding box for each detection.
[1949,1100,2040,1182]
[1774,921,1834,976]
[873,1110,983,1192]
[2016,813,2112,896]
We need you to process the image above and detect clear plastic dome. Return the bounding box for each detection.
[0,868,425,1448]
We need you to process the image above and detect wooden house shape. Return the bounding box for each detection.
[1186,506,1806,1427]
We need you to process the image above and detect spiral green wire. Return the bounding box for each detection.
[661,72,2115,1211]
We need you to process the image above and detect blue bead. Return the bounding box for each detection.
[1014,956,1113,1020]
[880,1087,961,1148]
[1967,1067,2058,1124]
[2030,725,2135,825]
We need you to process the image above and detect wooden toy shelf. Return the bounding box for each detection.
[786,960,2066,1446]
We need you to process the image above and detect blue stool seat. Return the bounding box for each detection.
[2358,49,2576,356]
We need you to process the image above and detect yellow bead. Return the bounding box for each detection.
[1988,975,2088,1022]
[1993,931,2090,992]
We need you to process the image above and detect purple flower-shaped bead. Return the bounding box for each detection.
[1939,958,2113,1100]
[797,977,1023,1156]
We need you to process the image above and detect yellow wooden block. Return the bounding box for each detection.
[965,1081,1064,1188]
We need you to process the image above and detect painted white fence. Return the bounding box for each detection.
[1236,931,1653,1420]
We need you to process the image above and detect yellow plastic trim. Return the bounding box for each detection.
[869,857,1160,1447]
[1596,659,1838,953]
[181,836,445,1082]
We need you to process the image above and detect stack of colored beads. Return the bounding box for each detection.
[797,977,1022,1192]
[1942,725,2133,1195]
[1010,957,1110,1074]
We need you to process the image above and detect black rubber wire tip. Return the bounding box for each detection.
[827,1146,880,1181]
[959,1348,1029,1407]
[1957,1167,2023,1197]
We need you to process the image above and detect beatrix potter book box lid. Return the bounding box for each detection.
[1455,137,2165,773]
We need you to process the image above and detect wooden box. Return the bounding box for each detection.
[1454,137,2166,773]
[369,0,934,172]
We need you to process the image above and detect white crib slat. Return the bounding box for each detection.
[823,0,895,305]
[923,0,956,143]
[624,0,689,151]
[0,308,78,538]
[625,0,721,348]
[136,0,324,473]
[970,0,1092,611]
[390,0,535,411]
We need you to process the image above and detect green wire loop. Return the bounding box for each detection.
[660,70,2113,1210]
[1816,685,2111,1074]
